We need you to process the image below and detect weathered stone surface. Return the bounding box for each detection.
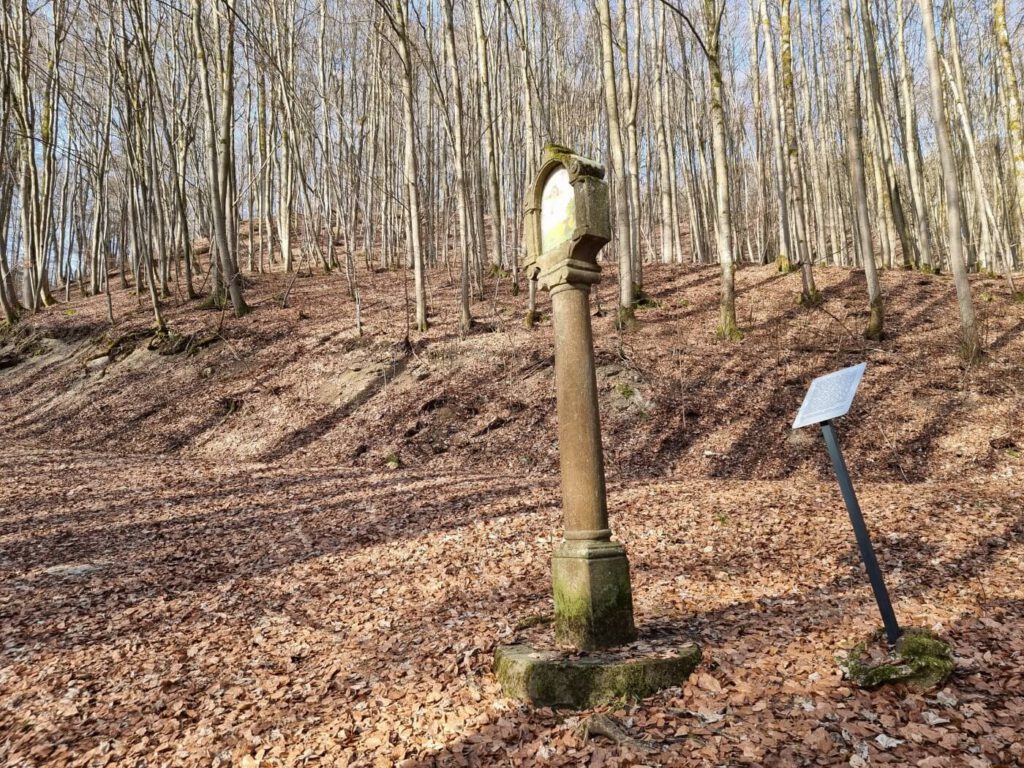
[552,541,635,650]
[494,643,701,709]
[523,144,610,293]
[521,143,638,658]
[841,628,954,690]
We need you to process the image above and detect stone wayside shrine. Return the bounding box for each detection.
[493,144,700,709]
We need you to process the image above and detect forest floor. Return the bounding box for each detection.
[0,259,1022,766]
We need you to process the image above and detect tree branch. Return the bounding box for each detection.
[655,0,711,61]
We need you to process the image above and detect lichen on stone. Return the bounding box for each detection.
[840,628,954,691]
[494,643,701,709]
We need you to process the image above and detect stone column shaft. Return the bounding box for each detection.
[551,282,610,542]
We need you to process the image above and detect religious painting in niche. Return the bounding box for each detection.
[541,168,575,255]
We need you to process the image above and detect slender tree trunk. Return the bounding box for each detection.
[842,0,883,340]
[780,0,818,303]
[391,0,427,331]
[760,0,793,272]
[896,0,934,271]
[703,0,740,339]
[442,0,472,332]
[860,0,913,268]
[471,0,508,282]
[619,0,642,290]
[994,0,1024,287]
[192,0,247,317]
[651,0,674,265]
[597,0,635,326]
[918,0,980,360]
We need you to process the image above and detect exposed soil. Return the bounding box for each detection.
[0,262,1022,766]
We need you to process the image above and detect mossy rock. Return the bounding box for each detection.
[494,643,701,709]
[514,614,553,632]
[615,382,635,400]
[198,293,228,311]
[840,629,954,691]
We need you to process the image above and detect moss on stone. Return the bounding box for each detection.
[486,263,510,280]
[841,629,954,691]
[542,143,576,167]
[494,643,701,709]
[198,293,228,311]
[552,552,636,651]
[552,578,635,650]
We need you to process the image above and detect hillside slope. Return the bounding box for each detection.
[1,263,1020,485]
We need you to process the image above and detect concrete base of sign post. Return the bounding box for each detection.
[494,643,701,710]
[841,628,954,691]
[552,540,636,650]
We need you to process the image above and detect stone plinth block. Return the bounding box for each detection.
[494,643,701,710]
[552,540,636,650]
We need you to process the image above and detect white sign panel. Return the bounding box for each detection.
[792,362,867,430]
[540,168,575,254]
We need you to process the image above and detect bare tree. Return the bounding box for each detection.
[918,0,980,361]
[841,0,884,340]
[192,0,248,317]
[661,0,741,339]
[598,0,636,327]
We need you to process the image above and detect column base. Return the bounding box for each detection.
[494,643,701,709]
[552,540,637,650]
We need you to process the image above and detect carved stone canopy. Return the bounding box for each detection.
[523,144,611,292]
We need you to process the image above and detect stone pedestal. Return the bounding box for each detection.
[552,540,635,650]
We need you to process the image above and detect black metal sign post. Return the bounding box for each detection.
[793,363,902,646]
[820,419,902,645]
